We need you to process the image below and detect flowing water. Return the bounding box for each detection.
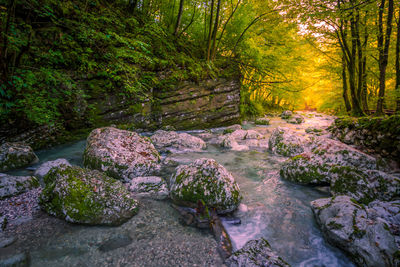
[5,113,355,266]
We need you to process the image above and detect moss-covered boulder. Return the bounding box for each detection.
[225,238,290,267]
[268,127,306,157]
[169,158,241,214]
[150,130,206,153]
[0,142,39,172]
[127,176,169,200]
[39,165,138,226]
[0,173,39,199]
[83,127,161,182]
[330,168,400,204]
[280,137,386,185]
[311,196,400,267]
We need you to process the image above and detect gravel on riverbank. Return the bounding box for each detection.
[0,188,41,229]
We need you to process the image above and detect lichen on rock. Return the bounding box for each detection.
[0,173,39,199]
[225,238,290,267]
[268,127,306,157]
[169,158,241,214]
[0,142,39,172]
[83,127,161,182]
[127,176,169,200]
[39,165,139,226]
[150,130,206,153]
[311,196,400,267]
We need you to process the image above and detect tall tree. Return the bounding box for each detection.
[174,0,184,36]
[395,4,400,112]
[376,0,394,116]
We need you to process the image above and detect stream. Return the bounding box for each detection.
[4,113,355,266]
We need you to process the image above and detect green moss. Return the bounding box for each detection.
[328,221,344,230]
[223,128,235,135]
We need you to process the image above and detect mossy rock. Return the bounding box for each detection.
[83,127,161,182]
[39,165,139,226]
[330,167,400,204]
[226,238,290,267]
[169,158,241,214]
[254,118,270,125]
[280,155,329,185]
[0,142,39,172]
[268,127,305,157]
[0,173,39,199]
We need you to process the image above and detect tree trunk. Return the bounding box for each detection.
[349,13,365,116]
[210,0,221,60]
[376,0,394,116]
[174,0,184,36]
[206,0,215,60]
[342,55,352,112]
[395,5,400,112]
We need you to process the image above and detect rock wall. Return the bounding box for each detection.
[329,116,400,162]
[0,78,241,149]
[92,78,241,130]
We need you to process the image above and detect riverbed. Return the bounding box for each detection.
[2,113,355,266]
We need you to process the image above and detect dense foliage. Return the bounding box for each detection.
[2,0,398,138]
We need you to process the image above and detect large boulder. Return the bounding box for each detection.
[150,130,206,153]
[169,158,241,214]
[83,127,161,182]
[280,137,385,185]
[268,127,307,157]
[0,142,38,172]
[39,165,139,226]
[0,173,39,199]
[127,176,169,200]
[225,238,290,267]
[311,196,400,267]
[34,158,71,179]
[329,168,400,204]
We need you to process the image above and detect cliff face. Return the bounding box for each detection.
[92,77,241,130]
[154,78,241,129]
[0,78,241,149]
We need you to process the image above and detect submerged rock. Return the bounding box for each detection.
[0,173,39,199]
[268,127,306,157]
[127,176,169,200]
[34,158,71,179]
[311,196,400,267]
[83,127,161,182]
[39,165,139,226]
[169,158,241,214]
[225,238,290,267]
[0,249,29,267]
[150,130,206,153]
[0,142,38,172]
